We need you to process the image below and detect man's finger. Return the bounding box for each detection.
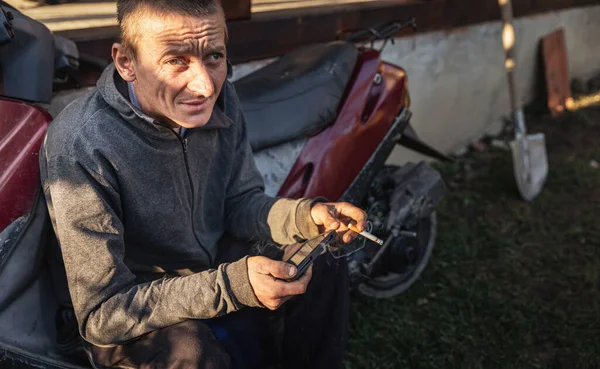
[252,256,297,279]
[277,265,313,296]
[311,203,341,231]
[264,298,283,311]
[323,210,341,230]
[275,279,307,296]
[335,202,367,232]
[320,204,341,230]
[342,230,359,243]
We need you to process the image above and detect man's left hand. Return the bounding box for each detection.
[310,202,367,243]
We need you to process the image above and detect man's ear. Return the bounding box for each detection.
[112,43,136,82]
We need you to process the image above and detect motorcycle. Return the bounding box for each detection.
[0,2,448,368]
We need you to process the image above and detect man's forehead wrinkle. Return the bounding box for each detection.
[156,31,221,45]
[155,26,223,43]
[141,12,223,39]
[157,35,223,53]
[130,11,225,61]
[157,27,223,51]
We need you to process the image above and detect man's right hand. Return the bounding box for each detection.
[247,256,313,310]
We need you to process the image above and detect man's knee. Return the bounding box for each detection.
[86,320,232,369]
[159,320,231,369]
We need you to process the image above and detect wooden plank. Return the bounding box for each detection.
[57,0,600,63]
[541,28,572,117]
[4,0,250,31]
[74,0,438,63]
[219,0,251,20]
[252,0,384,13]
[216,0,600,63]
[227,0,442,62]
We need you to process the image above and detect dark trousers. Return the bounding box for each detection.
[84,237,350,369]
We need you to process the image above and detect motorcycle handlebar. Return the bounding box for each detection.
[338,17,417,44]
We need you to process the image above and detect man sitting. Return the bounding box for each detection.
[40,0,366,368]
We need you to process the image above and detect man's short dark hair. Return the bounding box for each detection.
[117,0,225,57]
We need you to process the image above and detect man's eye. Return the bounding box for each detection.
[166,58,186,66]
[207,53,223,62]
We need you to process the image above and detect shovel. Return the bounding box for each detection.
[499,0,548,201]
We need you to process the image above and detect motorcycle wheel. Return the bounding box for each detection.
[355,212,437,299]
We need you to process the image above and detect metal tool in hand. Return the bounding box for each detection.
[499,0,548,201]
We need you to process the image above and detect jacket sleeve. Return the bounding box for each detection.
[42,154,262,347]
[222,82,321,245]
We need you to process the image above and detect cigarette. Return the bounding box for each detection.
[348,224,384,246]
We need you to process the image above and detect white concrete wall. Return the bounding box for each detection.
[382,4,600,164]
[232,5,600,164]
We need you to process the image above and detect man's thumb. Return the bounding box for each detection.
[257,258,297,279]
[275,261,297,279]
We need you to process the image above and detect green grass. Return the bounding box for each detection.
[346,107,600,369]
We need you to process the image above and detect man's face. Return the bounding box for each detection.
[116,11,228,129]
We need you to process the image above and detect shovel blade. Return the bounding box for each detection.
[510,133,548,201]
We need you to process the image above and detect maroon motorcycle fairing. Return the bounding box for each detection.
[278,49,408,201]
[0,98,52,231]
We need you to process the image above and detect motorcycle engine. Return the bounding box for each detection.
[343,162,445,284]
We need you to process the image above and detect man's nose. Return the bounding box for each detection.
[187,63,215,98]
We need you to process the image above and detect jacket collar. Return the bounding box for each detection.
[96,63,234,140]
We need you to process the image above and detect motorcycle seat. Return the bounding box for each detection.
[234,41,358,152]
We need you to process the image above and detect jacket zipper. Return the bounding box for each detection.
[174,130,214,265]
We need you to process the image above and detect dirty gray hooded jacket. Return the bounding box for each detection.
[39,64,320,347]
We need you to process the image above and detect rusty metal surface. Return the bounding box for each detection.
[542,28,572,117]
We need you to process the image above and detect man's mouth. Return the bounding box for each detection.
[180,99,208,110]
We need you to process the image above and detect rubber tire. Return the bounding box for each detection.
[355,212,437,299]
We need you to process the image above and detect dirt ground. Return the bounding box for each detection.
[347,102,600,369]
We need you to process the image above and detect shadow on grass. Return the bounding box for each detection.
[347,107,600,369]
